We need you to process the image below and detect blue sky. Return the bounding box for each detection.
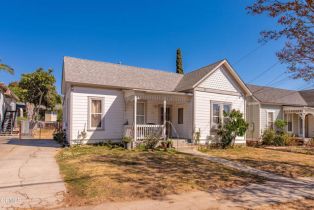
[0,0,311,93]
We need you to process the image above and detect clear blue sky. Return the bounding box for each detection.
[0,0,311,94]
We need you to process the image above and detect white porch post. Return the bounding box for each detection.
[134,96,137,147]
[300,112,306,139]
[163,99,166,140]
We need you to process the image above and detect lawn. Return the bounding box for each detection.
[56,146,264,206]
[199,146,314,178]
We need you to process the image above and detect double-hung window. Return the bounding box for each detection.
[211,102,232,128]
[267,111,274,129]
[285,114,293,132]
[136,102,145,124]
[89,98,103,129]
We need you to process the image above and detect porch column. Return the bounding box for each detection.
[134,96,137,146]
[300,112,306,139]
[163,99,166,140]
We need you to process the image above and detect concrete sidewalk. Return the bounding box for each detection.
[0,138,66,209]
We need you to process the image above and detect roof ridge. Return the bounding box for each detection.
[246,83,299,92]
[183,59,225,76]
[64,56,183,77]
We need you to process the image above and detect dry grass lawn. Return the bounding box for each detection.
[56,146,264,206]
[199,146,314,178]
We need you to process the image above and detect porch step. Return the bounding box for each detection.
[171,139,195,149]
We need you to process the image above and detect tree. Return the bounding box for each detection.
[0,60,14,75]
[176,48,184,74]
[8,81,26,102]
[217,110,249,148]
[247,0,314,81]
[19,68,60,121]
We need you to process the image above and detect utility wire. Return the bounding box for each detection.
[248,61,280,83]
[234,43,267,65]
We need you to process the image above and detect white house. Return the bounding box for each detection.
[62,57,251,145]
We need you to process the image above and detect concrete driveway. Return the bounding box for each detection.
[0,137,66,209]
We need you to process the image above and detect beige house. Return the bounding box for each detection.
[246,85,314,140]
[62,57,251,145]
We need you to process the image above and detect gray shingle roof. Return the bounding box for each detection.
[63,56,183,92]
[299,89,314,106]
[247,84,311,106]
[175,60,223,91]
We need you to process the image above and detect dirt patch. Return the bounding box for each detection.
[56,146,264,206]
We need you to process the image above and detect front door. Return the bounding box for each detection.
[160,107,172,137]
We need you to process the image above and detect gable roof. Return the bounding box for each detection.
[63,56,183,92]
[63,56,251,96]
[299,89,314,106]
[247,84,312,106]
[175,60,223,91]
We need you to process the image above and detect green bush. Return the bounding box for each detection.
[53,129,66,144]
[262,129,276,145]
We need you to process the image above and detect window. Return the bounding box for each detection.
[89,98,103,129]
[178,108,183,124]
[136,102,145,124]
[211,102,232,127]
[267,112,274,129]
[285,114,293,132]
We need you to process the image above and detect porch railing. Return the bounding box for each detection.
[123,124,164,140]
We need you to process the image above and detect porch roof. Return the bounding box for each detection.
[124,89,192,103]
[283,106,314,115]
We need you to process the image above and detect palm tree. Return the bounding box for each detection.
[0,60,14,74]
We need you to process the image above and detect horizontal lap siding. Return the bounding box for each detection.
[260,105,282,133]
[194,66,246,144]
[71,87,125,143]
[194,91,245,144]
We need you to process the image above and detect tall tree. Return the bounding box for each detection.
[0,59,14,74]
[19,68,60,121]
[247,0,314,81]
[8,81,26,102]
[176,48,184,74]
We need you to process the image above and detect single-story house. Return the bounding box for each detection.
[246,85,314,140]
[0,83,19,134]
[61,56,314,145]
[62,57,251,145]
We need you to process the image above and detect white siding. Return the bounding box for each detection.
[246,97,261,140]
[70,86,125,144]
[194,90,245,144]
[260,104,282,133]
[308,115,314,138]
[0,92,5,126]
[198,67,241,93]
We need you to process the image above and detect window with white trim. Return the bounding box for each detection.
[211,102,232,127]
[136,102,145,124]
[89,98,103,129]
[267,111,274,129]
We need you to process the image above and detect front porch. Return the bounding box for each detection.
[283,106,314,139]
[123,89,193,143]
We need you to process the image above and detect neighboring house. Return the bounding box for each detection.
[0,83,19,134]
[62,57,251,145]
[246,85,314,140]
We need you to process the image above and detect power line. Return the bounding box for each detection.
[234,43,267,65]
[248,61,280,83]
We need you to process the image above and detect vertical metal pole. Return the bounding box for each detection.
[133,96,137,148]
[163,99,166,140]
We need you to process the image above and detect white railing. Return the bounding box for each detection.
[123,124,164,140]
[137,124,164,140]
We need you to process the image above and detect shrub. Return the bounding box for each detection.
[142,133,161,150]
[262,128,276,145]
[160,139,173,150]
[53,129,66,145]
[217,110,249,148]
[275,119,287,134]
